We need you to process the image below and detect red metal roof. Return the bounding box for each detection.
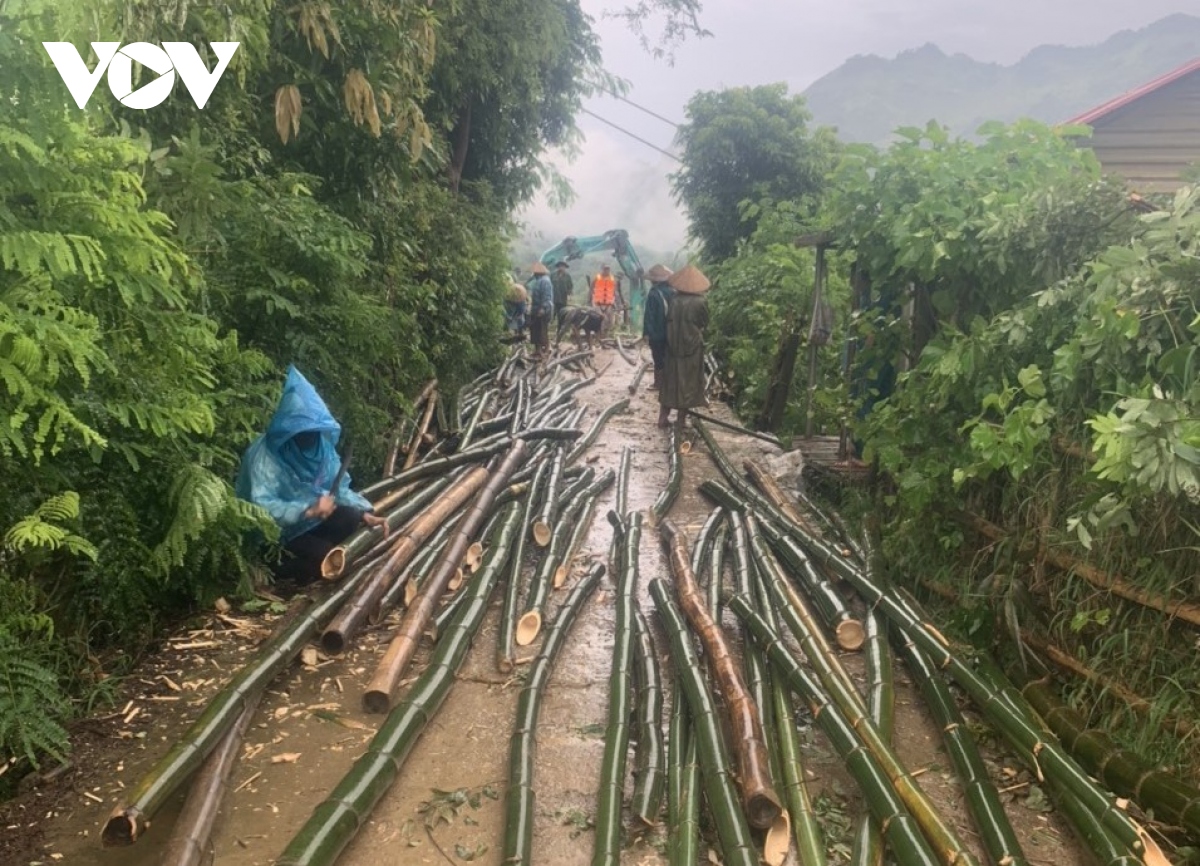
[1067,56,1200,126]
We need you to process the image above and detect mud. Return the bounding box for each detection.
[6,343,1089,866]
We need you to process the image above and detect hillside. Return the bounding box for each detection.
[803,13,1200,144]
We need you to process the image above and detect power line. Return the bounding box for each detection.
[598,86,680,128]
[580,107,682,162]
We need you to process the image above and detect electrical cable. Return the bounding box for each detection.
[597,86,680,128]
[580,107,682,162]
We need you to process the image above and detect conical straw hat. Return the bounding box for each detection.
[646,263,673,282]
[531,261,549,275]
[667,264,710,294]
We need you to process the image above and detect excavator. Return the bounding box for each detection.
[538,229,647,330]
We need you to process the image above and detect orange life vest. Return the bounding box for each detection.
[593,274,616,306]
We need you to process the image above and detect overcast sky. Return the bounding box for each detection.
[516,0,1196,256]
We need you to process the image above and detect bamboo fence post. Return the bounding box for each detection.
[659,519,782,830]
[363,442,528,713]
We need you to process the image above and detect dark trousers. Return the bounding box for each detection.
[529,310,550,354]
[649,340,668,371]
[276,505,363,585]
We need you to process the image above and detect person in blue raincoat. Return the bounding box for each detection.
[237,366,387,584]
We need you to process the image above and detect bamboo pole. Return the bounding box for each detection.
[631,607,666,827]
[531,448,565,547]
[359,438,512,500]
[516,470,614,645]
[686,411,783,448]
[320,467,489,655]
[666,678,699,866]
[402,388,439,470]
[743,459,817,534]
[650,426,683,525]
[567,398,630,464]
[593,512,643,866]
[649,580,759,866]
[503,564,604,866]
[730,597,942,866]
[458,387,494,451]
[961,512,1200,629]
[780,520,1171,866]
[498,459,550,673]
[363,443,528,712]
[659,519,782,829]
[275,503,519,866]
[102,567,374,846]
[616,446,632,517]
[628,360,651,395]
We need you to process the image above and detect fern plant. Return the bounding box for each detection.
[0,631,71,768]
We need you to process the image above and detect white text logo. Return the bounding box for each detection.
[42,41,240,110]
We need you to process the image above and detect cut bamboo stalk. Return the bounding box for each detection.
[402,388,439,470]
[503,563,604,866]
[275,503,518,866]
[509,379,528,435]
[359,438,513,500]
[628,360,651,395]
[516,470,614,645]
[649,580,759,866]
[729,597,943,866]
[321,472,457,579]
[552,486,603,589]
[531,449,565,547]
[1016,675,1200,839]
[158,600,307,866]
[458,387,494,451]
[615,335,638,366]
[320,467,489,656]
[743,459,817,535]
[781,520,1168,866]
[666,678,694,866]
[102,567,374,846]
[374,514,459,618]
[382,418,412,478]
[464,541,484,573]
[567,398,630,464]
[616,445,633,516]
[430,510,518,642]
[850,605,895,866]
[1019,629,1198,741]
[748,517,978,866]
[659,519,782,830]
[631,607,666,827]
[593,513,643,866]
[363,442,529,713]
[498,459,551,673]
[650,426,683,525]
[961,511,1200,630]
[688,410,783,448]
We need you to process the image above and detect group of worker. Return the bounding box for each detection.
[238,261,710,587]
[505,260,625,355]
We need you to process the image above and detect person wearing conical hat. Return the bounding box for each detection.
[658,264,710,429]
[504,280,528,340]
[527,261,554,359]
[642,264,674,391]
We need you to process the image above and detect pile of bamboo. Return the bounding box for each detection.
[95,340,1194,866]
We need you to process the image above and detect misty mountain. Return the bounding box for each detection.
[803,13,1200,145]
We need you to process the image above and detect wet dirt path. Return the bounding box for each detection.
[15,343,1090,866]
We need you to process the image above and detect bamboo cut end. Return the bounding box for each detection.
[448,568,464,592]
[764,810,791,866]
[496,654,514,675]
[679,440,692,455]
[320,630,347,657]
[101,808,142,846]
[835,619,866,651]
[746,790,784,830]
[553,564,569,589]
[515,611,542,646]
[465,542,484,572]
[1137,824,1172,866]
[404,580,418,607]
[532,522,552,547]
[321,547,347,580]
[362,688,392,715]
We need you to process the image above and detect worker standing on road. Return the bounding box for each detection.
[527,261,554,359]
[642,264,673,391]
[237,366,387,585]
[589,263,618,336]
[551,260,574,326]
[658,265,710,430]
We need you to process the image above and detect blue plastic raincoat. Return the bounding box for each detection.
[236,366,372,541]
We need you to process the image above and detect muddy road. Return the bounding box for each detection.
[6,343,1089,866]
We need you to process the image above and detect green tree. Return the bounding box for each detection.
[671,83,837,260]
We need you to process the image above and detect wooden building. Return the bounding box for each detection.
[1067,57,1200,193]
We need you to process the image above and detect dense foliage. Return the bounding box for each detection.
[671,84,837,260]
[0,0,598,768]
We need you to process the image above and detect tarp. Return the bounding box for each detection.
[236,365,371,541]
